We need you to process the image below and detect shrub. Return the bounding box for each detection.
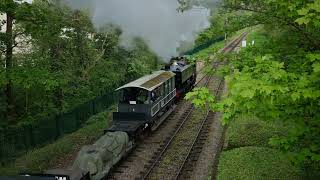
[217,147,303,180]
[225,115,289,149]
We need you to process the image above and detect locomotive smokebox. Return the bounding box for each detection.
[164,64,171,70]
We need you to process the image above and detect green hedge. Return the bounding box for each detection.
[217,147,303,180]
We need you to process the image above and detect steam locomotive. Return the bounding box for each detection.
[107,56,196,138]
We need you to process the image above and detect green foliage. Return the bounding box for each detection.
[226,115,289,149]
[218,31,320,165]
[219,111,309,179]
[185,87,215,109]
[195,10,257,46]
[217,147,303,180]
[295,1,320,27]
[0,1,159,125]
[223,0,320,49]
[186,0,320,167]
[190,41,224,61]
[0,107,114,175]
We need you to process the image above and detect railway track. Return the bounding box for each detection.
[174,78,223,180]
[107,33,247,180]
[107,64,211,180]
[195,32,247,85]
[175,33,247,180]
[140,64,224,180]
[175,33,247,179]
[140,33,246,180]
[140,66,214,180]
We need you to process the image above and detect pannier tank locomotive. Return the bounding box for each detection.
[107,56,196,138]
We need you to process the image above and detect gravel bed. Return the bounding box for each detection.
[148,109,205,179]
[107,100,191,180]
[179,75,224,180]
[147,70,223,179]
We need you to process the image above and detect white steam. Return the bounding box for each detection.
[65,0,211,60]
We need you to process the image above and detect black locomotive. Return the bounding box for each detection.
[166,56,197,99]
[107,56,197,138]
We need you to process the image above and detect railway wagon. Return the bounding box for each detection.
[107,70,176,138]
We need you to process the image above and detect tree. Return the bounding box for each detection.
[222,0,320,49]
[0,0,28,121]
[186,0,320,166]
[0,0,159,127]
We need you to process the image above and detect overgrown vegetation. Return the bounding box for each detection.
[217,114,303,179]
[225,115,289,149]
[187,0,320,169]
[0,0,159,162]
[0,0,159,126]
[185,0,320,179]
[218,146,302,179]
[0,106,114,175]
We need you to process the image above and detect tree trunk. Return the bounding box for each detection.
[74,10,85,76]
[5,13,15,121]
[49,43,64,112]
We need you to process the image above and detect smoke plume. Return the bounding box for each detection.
[65,0,211,60]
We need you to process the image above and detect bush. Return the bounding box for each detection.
[217,147,303,180]
[225,115,288,149]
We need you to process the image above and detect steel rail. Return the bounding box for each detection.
[174,32,247,180]
[141,33,247,180]
[174,78,223,180]
[141,69,212,180]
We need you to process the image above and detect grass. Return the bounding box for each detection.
[216,27,317,180]
[225,115,289,149]
[0,106,115,175]
[191,26,258,64]
[190,27,305,179]
[191,40,225,61]
[189,28,300,179]
[217,146,303,180]
[217,115,303,179]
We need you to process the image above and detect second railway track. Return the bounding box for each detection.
[174,76,223,180]
[107,33,247,180]
[141,67,219,180]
